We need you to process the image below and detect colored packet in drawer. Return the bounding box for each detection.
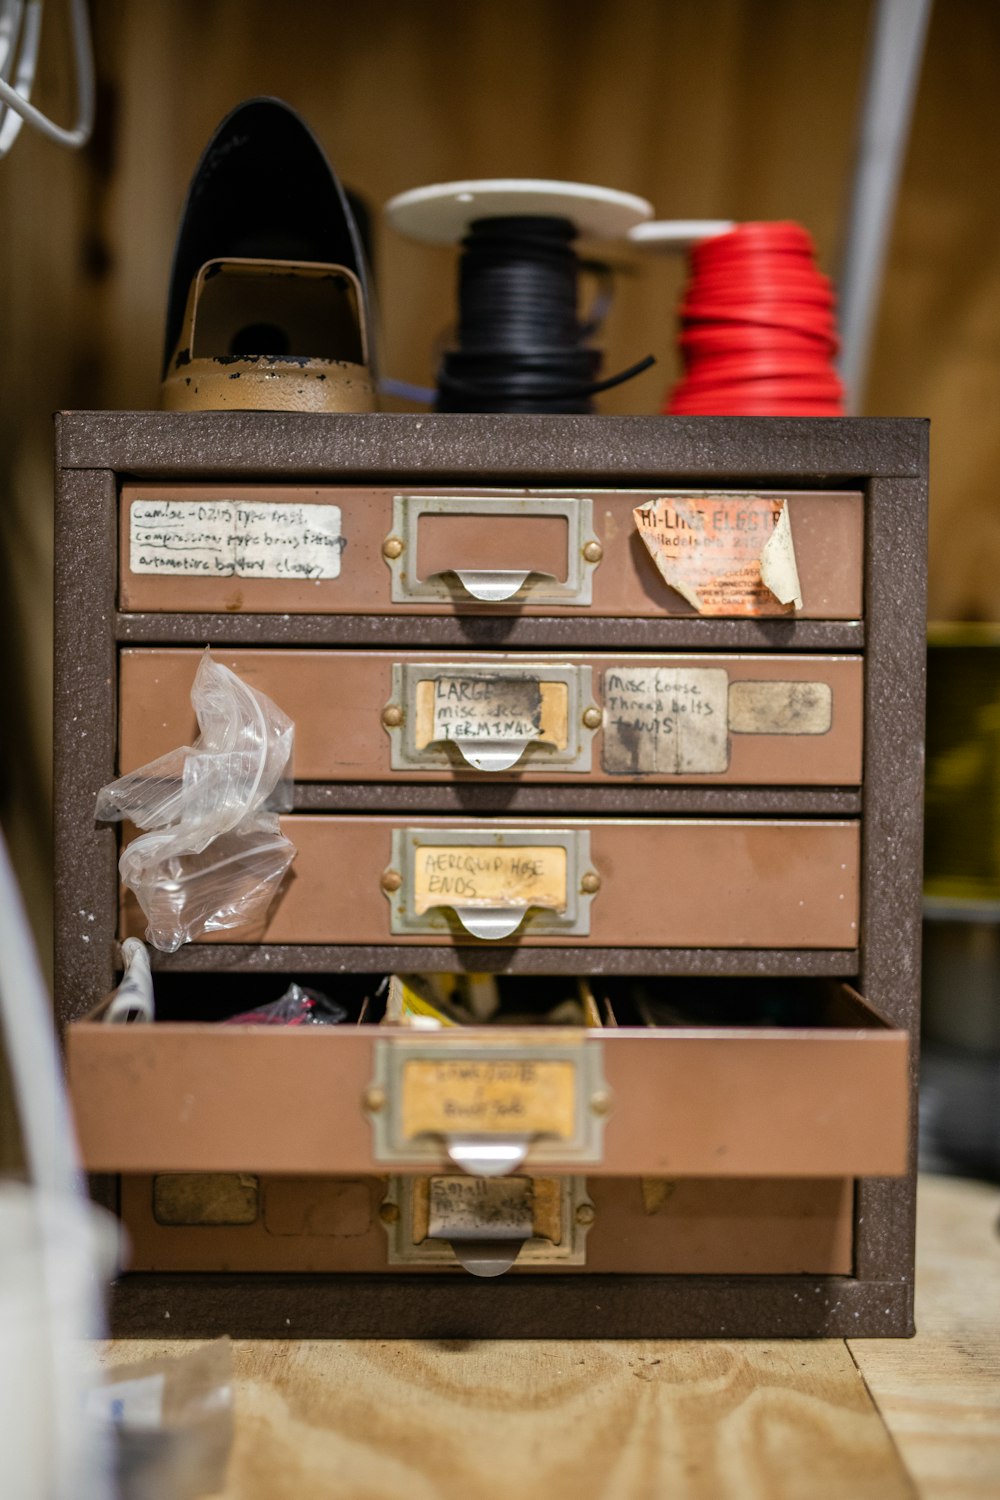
[381,973,600,1029]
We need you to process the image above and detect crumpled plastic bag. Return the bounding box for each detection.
[96,652,295,952]
[223,981,348,1026]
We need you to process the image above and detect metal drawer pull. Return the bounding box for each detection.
[367,1039,610,1172]
[384,494,601,605]
[385,662,597,774]
[383,827,597,938]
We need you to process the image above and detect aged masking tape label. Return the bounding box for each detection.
[401,1058,576,1138]
[129,498,345,579]
[633,495,802,615]
[431,675,543,746]
[729,680,833,735]
[413,844,567,913]
[603,667,729,773]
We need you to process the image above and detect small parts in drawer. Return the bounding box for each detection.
[634,494,802,614]
[96,653,295,951]
[222,981,348,1027]
[383,973,598,1029]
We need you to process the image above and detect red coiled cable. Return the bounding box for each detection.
[665,221,844,416]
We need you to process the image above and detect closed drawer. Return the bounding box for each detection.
[122,816,863,942]
[120,815,860,948]
[117,1174,856,1277]
[120,649,863,785]
[67,982,906,1179]
[119,485,863,619]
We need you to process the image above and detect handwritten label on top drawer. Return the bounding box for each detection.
[129,497,345,580]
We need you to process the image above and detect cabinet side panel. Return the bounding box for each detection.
[856,471,928,1315]
[54,463,118,1025]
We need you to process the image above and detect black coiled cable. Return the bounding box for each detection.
[435,215,654,413]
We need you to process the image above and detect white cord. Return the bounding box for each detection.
[0,0,94,158]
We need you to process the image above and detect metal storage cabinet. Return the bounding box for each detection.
[55,412,926,1337]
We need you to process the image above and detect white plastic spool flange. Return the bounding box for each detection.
[385,178,653,245]
[629,220,736,251]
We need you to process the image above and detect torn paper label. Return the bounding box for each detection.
[602,666,729,774]
[633,495,802,615]
[728,680,833,735]
[130,498,345,580]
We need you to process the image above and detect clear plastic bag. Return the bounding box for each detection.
[87,1337,234,1500]
[223,981,349,1026]
[96,652,295,952]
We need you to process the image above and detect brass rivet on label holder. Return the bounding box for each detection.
[378,1200,400,1225]
[382,535,404,560]
[582,540,603,563]
[380,869,403,893]
[575,1202,596,1227]
[581,871,601,894]
[381,704,404,728]
[364,1087,387,1114]
[582,706,603,729]
[589,1090,612,1116]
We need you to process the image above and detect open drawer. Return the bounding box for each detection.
[67,980,908,1180]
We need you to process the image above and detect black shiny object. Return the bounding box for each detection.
[436,216,651,414]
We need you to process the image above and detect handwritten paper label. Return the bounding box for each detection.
[413,844,567,914]
[401,1058,576,1138]
[729,680,833,735]
[633,495,802,615]
[602,667,729,774]
[129,498,345,580]
[431,675,543,746]
[415,678,568,753]
[426,1175,535,1239]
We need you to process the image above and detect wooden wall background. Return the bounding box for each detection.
[1,0,998,1161]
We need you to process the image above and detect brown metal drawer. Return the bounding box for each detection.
[120,649,863,786]
[66,985,907,1180]
[119,815,861,949]
[118,484,863,619]
[116,1175,856,1277]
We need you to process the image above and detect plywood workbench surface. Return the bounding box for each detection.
[99,1173,1000,1499]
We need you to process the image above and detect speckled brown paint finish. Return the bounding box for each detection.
[54,412,927,1336]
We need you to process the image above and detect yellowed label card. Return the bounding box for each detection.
[633,495,802,615]
[401,1057,577,1138]
[413,844,567,914]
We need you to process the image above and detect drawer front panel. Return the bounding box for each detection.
[68,1006,908,1178]
[120,649,863,786]
[119,815,860,948]
[118,1175,854,1276]
[119,485,863,619]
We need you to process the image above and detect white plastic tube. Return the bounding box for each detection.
[0,827,114,1497]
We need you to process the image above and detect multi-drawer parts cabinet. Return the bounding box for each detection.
[55,413,927,1337]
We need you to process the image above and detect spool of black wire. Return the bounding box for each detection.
[385,179,655,414]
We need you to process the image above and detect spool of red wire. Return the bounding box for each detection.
[665,221,844,416]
